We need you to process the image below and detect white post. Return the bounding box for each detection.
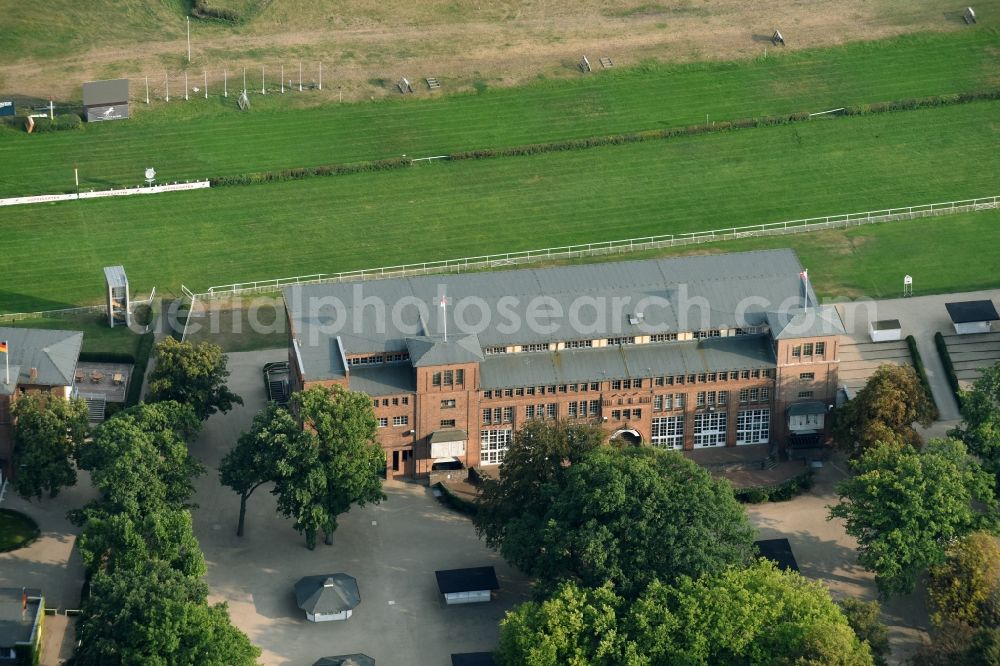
[281,65,284,93]
[261,66,265,94]
[166,75,170,101]
[145,76,149,104]
[243,68,247,95]
[187,16,191,62]
[74,166,79,189]
[184,72,189,100]
[319,63,322,90]
[224,69,228,97]
[49,100,53,120]
[299,62,302,91]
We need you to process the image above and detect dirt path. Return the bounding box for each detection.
[1,0,970,101]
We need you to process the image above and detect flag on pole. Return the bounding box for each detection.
[0,340,8,353]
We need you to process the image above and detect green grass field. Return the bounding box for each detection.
[0,509,40,552]
[1,29,997,196]
[1,101,997,313]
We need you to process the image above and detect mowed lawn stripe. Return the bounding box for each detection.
[0,29,997,196]
[1,101,997,313]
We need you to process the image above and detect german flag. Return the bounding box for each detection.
[0,341,7,354]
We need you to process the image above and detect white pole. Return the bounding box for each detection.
[281,65,284,93]
[204,71,207,99]
[187,16,191,62]
[261,66,265,95]
[319,63,322,90]
[145,76,149,104]
[184,72,188,100]
[166,75,170,101]
[74,166,79,188]
[299,62,302,92]
[49,100,53,120]
[224,69,228,97]
[243,68,247,95]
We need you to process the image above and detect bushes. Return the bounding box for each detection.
[125,333,155,407]
[935,331,964,408]
[30,113,83,133]
[433,482,478,516]
[906,334,940,419]
[734,469,814,503]
[191,0,242,22]
[209,156,411,187]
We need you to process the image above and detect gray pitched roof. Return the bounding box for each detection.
[285,249,812,371]
[347,364,415,396]
[294,574,360,614]
[766,306,845,340]
[0,327,83,396]
[406,335,483,367]
[479,335,775,389]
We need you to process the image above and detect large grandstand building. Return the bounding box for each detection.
[284,249,845,479]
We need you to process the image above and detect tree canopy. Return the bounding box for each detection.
[477,427,755,598]
[147,337,243,420]
[77,508,206,579]
[220,402,311,536]
[10,392,88,500]
[73,560,260,666]
[831,364,936,457]
[496,562,874,666]
[951,360,1000,496]
[928,531,1000,630]
[829,439,999,596]
[272,385,386,549]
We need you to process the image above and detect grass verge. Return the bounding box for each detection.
[906,334,941,418]
[0,509,41,552]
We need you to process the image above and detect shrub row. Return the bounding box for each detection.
[191,0,242,22]
[935,331,964,409]
[433,482,479,516]
[78,351,136,365]
[207,87,1000,189]
[30,113,83,133]
[125,332,156,407]
[906,334,941,420]
[734,469,814,504]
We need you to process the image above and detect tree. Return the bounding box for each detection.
[950,360,1000,495]
[831,364,935,457]
[482,438,755,598]
[272,386,386,549]
[77,508,206,579]
[10,392,88,500]
[495,563,874,666]
[73,560,260,666]
[147,337,243,420]
[928,531,1000,630]
[829,439,999,596]
[220,403,310,537]
[75,401,205,521]
[475,420,604,559]
[838,598,891,666]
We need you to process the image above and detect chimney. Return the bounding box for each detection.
[29,367,38,381]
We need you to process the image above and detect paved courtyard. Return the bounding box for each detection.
[190,351,533,665]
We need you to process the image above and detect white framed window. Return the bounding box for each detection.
[651,416,684,449]
[522,343,548,352]
[503,406,514,423]
[736,409,770,445]
[693,412,728,448]
[525,405,536,419]
[546,403,557,419]
[565,339,593,349]
[482,408,492,424]
[568,402,578,418]
[589,400,600,416]
[480,429,512,465]
[393,415,408,427]
[378,417,388,428]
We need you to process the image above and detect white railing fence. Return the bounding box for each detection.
[199,195,999,299]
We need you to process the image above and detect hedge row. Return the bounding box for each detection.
[208,88,1000,189]
[935,331,964,409]
[191,0,242,22]
[125,332,156,407]
[734,469,814,504]
[30,113,83,133]
[433,482,479,516]
[905,335,941,420]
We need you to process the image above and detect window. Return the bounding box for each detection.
[798,391,814,398]
[718,391,728,406]
[612,410,621,420]
[483,390,492,399]
[802,343,814,356]
[568,402,578,418]
[578,400,588,416]
[526,386,535,396]
[493,408,502,423]
[456,369,465,385]
[693,412,728,448]
[740,370,750,380]
[440,419,456,428]
[547,386,556,395]
[569,384,578,392]
[480,429,513,465]
[558,385,567,393]
[503,407,514,423]
[432,372,442,386]
[589,400,600,416]
[655,377,665,387]
[401,396,409,405]
[815,342,826,356]
[688,374,697,384]
[441,399,455,409]
[590,383,600,391]
[696,392,706,407]
[706,391,716,407]
[792,345,801,358]
[393,415,408,427]
[739,389,749,404]
[522,343,548,352]
[607,336,635,346]
[674,393,685,409]
[676,375,686,385]
[372,399,379,407]
[402,450,413,462]
[707,373,716,382]
[730,371,740,380]
[760,388,770,401]
[485,346,507,355]
[662,394,673,410]
[565,339,593,349]
[651,416,684,449]
[443,370,454,385]
[650,333,678,342]
[749,388,759,402]
[526,405,537,418]
[382,399,389,407]
[515,387,524,396]
[612,380,622,390]
[736,409,770,445]
[482,408,492,424]
[547,403,557,419]
[378,417,388,428]
[799,372,815,381]
[633,409,641,419]
[751,369,761,379]
[349,355,382,366]
[697,373,707,383]
[654,395,663,411]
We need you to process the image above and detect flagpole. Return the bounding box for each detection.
[4,342,8,386]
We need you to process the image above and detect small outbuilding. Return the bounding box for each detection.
[868,319,902,343]
[946,300,999,335]
[313,655,375,666]
[451,653,495,666]
[435,567,499,605]
[754,538,800,572]
[294,574,360,622]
